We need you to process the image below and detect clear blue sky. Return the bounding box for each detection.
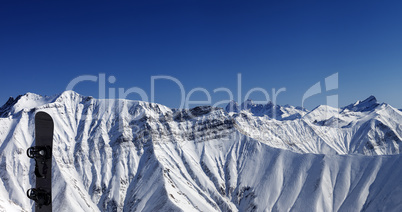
[1,0,402,110]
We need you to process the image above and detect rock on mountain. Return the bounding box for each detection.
[0,91,401,211]
[225,99,307,121]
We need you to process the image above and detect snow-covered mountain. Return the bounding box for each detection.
[231,95,402,155]
[0,91,401,211]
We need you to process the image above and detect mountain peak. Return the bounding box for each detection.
[358,95,377,105]
[0,92,59,117]
[225,100,240,113]
[241,99,254,110]
[342,95,379,112]
[54,90,84,102]
[0,95,22,117]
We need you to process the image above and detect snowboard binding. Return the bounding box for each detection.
[27,188,51,208]
[27,146,52,178]
[27,146,52,159]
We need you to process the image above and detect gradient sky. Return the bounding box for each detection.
[1,0,402,110]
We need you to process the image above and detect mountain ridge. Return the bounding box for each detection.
[0,91,401,211]
[0,91,383,120]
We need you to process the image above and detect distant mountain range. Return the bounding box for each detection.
[0,91,401,211]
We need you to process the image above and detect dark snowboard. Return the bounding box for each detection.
[27,111,53,212]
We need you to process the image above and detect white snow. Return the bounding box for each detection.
[0,91,401,211]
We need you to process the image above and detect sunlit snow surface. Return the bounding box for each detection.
[0,91,401,211]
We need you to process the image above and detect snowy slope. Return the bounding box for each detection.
[0,91,401,211]
[231,96,402,155]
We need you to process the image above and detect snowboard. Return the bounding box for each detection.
[27,111,53,212]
